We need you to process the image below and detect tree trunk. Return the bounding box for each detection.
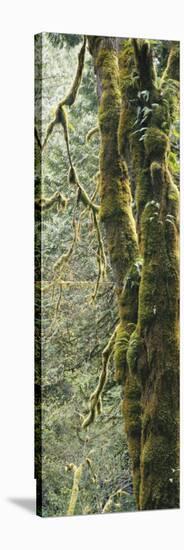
[88,36,142,508]
[88,36,179,510]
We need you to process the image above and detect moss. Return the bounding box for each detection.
[90,35,179,512]
[167,176,179,206]
[118,40,135,85]
[114,324,130,384]
[127,329,143,375]
[151,101,170,133]
[140,199,163,260]
[91,39,139,287]
[140,367,179,510]
[119,259,142,321]
[144,127,169,161]
[132,39,156,90]
[138,169,179,509]
[118,40,143,195]
[150,161,163,195]
[122,377,142,508]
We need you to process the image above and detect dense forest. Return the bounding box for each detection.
[35,33,179,517]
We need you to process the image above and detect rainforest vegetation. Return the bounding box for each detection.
[35,33,179,517]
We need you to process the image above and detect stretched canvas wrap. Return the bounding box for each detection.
[34,33,180,517]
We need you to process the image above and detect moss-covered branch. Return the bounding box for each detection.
[66,463,83,515]
[86,126,99,143]
[69,165,99,214]
[35,191,67,212]
[82,326,117,428]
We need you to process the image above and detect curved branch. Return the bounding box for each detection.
[86,126,99,143]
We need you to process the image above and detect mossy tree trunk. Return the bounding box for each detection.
[128,39,179,510]
[88,36,179,510]
[88,36,142,508]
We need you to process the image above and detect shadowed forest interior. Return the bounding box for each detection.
[35,33,180,517]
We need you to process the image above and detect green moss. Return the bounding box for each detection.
[144,127,169,161]
[137,163,179,510]
[127,329,143,375]
[114,324,130,384]
[119,259,142,321]
[122,377,142,508]
[90,35,179,512]
[140,388,179,510]
[93,41,139,286]
[150,161,163,193]
[167,178,179,205]
[168,151,180,178]
[151,101,170,133]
